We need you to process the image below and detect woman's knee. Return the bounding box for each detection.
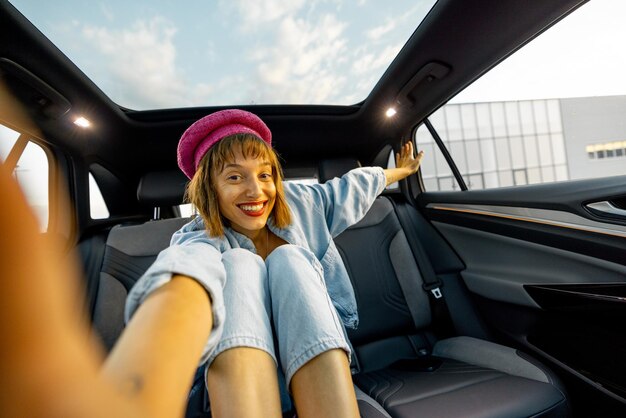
[266,245,321,277]
[206,336,278,373]
[222,248,267,285]
[222,247,264,269]
[209,346,278,372]
[267,244,307,261]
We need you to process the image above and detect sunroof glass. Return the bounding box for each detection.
[10,0,437,110]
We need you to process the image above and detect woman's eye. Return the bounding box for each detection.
[226,174,241,181]
[260,173,273,180]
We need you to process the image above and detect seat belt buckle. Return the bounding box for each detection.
[422,280,443,299]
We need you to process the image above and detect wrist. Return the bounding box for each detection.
[400,166,414,176]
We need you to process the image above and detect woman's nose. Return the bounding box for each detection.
[244,178,263,197]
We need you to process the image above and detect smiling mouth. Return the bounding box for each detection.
[237,201,267,217]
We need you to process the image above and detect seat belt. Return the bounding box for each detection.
[389,197,456,339]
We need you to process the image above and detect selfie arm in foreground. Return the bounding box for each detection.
[0,162,213,418]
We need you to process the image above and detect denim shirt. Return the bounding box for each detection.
[125,166,386,362]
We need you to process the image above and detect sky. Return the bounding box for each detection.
[8,0,626,108]
[452,0,626,104]
[9,0,437,109]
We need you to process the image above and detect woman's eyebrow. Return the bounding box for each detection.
[223,161,271,169]
[223,163,242,169]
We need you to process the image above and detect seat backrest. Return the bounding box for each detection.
[336,197,439,372]
[92,217,190,351]
[318,158,362,182]
[87,169,192,350]
[336,197,432,345]
[319,158,458,372]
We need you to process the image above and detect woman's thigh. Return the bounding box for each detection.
[266,245,350,385]
[206,248,276,366]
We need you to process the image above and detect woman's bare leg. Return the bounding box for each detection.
[207,347,282,418]
[290,349,359,418]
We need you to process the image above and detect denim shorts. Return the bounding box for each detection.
[205,244,351,388]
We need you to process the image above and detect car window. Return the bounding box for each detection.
[89,172,110,219]
[8,0,438,110]
[416,100,568,191]
[0,123,20,156]
[179,203,196,218]
[417,0,626,191]
[0,123,49,230]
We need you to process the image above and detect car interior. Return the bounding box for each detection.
[2,0,626,417]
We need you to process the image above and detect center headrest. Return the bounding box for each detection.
[137,170,189,207]
[318,158,361,183]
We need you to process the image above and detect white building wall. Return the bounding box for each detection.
[560,96,626,180]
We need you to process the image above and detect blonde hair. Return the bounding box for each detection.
[185,134,291,237]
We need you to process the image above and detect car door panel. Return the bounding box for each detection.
[417,176,626,405]
[432,221,626,308]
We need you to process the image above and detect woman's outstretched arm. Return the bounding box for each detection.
[0,162,212,418]
[383,141,425,186]
[103,274,213,418]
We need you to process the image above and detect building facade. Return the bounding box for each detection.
[417,95,626,191]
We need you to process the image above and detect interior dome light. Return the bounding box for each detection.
[74,116,91,128]
[385,107,397,117]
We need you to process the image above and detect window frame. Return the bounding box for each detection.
[420,118,467,191]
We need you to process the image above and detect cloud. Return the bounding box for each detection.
[227,3,409,105]
[77,7,354,107]
[74,2,422,107]
[366,19,395,40]
[81,18,213,109]
[223,0,306,26]
[98,3,114,21]
[351,44,401,75]
[248,13,349,104]
[345,44,402,103]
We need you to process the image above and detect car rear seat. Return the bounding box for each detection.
[82,170,190,351]
[91,216,190,351]
[322,159,569,417]
[83,164,569,417]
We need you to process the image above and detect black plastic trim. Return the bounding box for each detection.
[427,208,626,267]
[525,283,626,312]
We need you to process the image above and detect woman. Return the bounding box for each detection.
[126,109,424,418]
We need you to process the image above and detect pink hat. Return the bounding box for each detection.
[177,109,272,179]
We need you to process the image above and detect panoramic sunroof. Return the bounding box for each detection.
[10,0,437,110]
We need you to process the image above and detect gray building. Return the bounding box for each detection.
[417,95,626,191]
[561,95,626,180]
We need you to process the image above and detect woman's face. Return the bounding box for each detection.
[213,147,276,238]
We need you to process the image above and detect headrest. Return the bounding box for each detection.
[137,170,189,207]
[318,158,361,183]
